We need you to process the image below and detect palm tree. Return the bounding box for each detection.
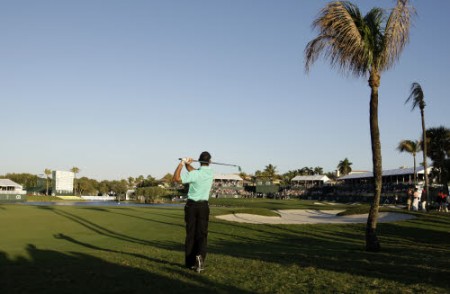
[44,168,52,195]
[238,172,249,181]
[127,176,136,188]
[426,126,450,185]
[314,167,324,175]
[305,0,414,251]
[406,82,429,202]
[397,140,421,184]
[70,167,80,195]
[337,158,353,176]
[263,164,278,181]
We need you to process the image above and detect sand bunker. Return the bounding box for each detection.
[215,209,415,224]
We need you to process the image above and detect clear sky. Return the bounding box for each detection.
[1,0,449,180]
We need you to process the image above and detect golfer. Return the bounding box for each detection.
[173,151,214,272]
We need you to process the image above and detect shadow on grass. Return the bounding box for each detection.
[104,209,185,229]
[36,206,181,246]
[0,244,251,293]
[207,218,450,290]
[29,205,449,290]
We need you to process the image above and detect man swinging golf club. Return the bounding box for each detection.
[173,151,214,273]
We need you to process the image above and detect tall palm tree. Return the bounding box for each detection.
[44,168,52,196]
[337,158,353,176]
[397,140,421,184]
[305,0,413,251]
[406,82,429,202]
[70,167,80,195]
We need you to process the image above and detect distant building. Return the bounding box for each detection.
[291,175,331,188]
[52,171,75,195]
[213,174,243,187]
[337,166,432,185]
[212,174,244,198]
[0,179,26,202]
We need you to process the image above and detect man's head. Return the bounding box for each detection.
[198,151,211,165]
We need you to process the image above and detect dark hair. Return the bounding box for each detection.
[198,151,211,164]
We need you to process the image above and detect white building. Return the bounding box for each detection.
[213,174,243,187]
[0,179,26,201]
[52,171,75,195]
[291,175,331,188]
[0,179,26,194]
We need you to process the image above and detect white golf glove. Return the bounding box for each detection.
[180,157,193,165]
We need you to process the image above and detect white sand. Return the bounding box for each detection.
[215,209,415,224]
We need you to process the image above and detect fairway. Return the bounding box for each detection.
[0,202,449,293]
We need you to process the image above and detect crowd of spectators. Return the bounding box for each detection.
[208,178,450,210]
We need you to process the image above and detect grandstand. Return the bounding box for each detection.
[291,175,331,188]
[211,174,244,198]
[337,166,432,185]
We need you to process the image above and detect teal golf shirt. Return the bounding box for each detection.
[181,166,214,202]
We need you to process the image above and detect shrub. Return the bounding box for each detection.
[134,187,175,203]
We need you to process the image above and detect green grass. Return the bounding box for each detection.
[26,195,79,202]
[26,195,62,201]
[209,198,348,210]
[0,201,449,293]
[335,204,409,216]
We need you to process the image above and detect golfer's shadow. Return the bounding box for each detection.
[0,243,252,293]
[53,233,181,268]
[37,206,162,247]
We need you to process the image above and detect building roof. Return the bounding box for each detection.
[0,179,23,188]
[338,166,432,180]
[214,174,243,181]
[291,175,330,182]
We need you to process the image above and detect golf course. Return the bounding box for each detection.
[0,199,449,293]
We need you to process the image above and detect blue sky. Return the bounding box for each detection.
[1,0,449,180]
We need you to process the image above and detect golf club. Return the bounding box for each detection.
[178,158,242,172]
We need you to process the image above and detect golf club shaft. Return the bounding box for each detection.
[178,158,240,168]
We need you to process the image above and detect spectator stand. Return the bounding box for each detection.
[211,174,244,198]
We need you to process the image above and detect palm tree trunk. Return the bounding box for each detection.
[420,108,429,204]
[413,153,417,184]
[366,71,382,252]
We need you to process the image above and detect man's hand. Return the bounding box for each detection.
[174,157,195,183]
[181,157,193,165]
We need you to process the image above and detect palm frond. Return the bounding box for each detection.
[380,0,414,71]
[305,1,370,76]
[397,139,420,154]
[363,8,385,65]
[406,82,425,110]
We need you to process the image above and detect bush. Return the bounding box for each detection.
[134,187,174,203]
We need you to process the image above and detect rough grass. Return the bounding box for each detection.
[0,201,449,293]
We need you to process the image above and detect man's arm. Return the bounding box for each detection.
[173,162,184,183]
[173,158,194,183]
[185,162,195,172]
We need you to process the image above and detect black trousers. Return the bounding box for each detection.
[184,200,210,268]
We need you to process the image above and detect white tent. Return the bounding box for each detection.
[291,175,330,188]
[214,174,243,181]
[0,179,26,194]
